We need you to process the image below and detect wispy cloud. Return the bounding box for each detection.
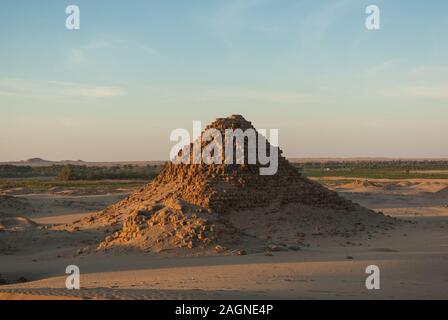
[387,84,448,99]
[296,0,351,50]
[61,84,125,98]
[194,87,317,104]
[131,84,322,105]
[207,0,271,45]
[66,35,158,67]
[366,63,448,99]
[67,49,87,66]
[0,78,126,100]
[362,59,402,77]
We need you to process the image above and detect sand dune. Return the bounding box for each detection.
[0,179,448,299]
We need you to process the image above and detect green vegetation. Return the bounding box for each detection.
[0,165,60,178]
[56,164,163,181]
[57,165,77,181]
[1,160,447,187]
[294,160,448,179]
[301,168,448,179]
[0,179,147,193]
[0,164,163,180]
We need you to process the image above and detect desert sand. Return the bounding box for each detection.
[0,179,447,299]
[1,116,447,300]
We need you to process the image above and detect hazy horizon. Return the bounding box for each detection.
[4,155,448,163]
[1,0,448,162]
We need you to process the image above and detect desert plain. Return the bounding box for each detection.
[0,171,447,300]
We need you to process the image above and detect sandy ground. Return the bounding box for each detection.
[1,179,447,300]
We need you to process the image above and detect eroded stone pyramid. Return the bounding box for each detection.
[150,114,356,213]
[73,115,392,254]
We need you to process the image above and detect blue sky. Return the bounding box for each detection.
[1,0,447,161]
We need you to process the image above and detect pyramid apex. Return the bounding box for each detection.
[229,114,246,120]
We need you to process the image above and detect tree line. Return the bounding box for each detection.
[0,164,163,180]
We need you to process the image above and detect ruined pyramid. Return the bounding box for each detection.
[74,115,393,254]
[154,114,356,213]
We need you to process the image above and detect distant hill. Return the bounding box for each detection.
[1,158,166,167]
